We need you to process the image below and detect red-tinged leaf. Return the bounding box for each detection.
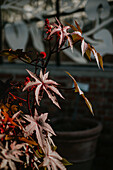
[66,71,83,95]
[97,53,104,70]
[1,110,18,126]
[81,39,88,56]
[74,21,82,33]
[66,71,94,115]
[81,94,94,115]
[18,137,38,146]
[71,33,82,43]
[23,69,64,108]
[24,110,56,150]
[48,18,73,50]
[43,86,61,109]
[91,48,100,68]
[66,22,78,32]
[5,136,14,140]
[85,46,92,60]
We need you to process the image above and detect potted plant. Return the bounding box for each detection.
[0,17,103,170]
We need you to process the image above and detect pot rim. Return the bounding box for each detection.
[52,118,103,138]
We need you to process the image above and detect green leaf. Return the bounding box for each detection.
[35,149,44,158]
[51,145,57,151]
[61,158,73,166]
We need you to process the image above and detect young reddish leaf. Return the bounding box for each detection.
[71,33,82,43]
[66,72,94,115]
[5,135,14,141]
[85,44,92,60]
[81,94,94,116]
[1,110,18,126]
[97,53,104,70]
[74,20,82,34]
[81,39,88,56]
[66,71,83,95]
[11,105,18,114]
[48,18,73,51]
[91,48,100,68]
[66,22,78,32]
[18,137,38,146]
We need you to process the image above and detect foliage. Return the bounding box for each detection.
[0,17,103,169]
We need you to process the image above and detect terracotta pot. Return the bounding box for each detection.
[52,118,102,170]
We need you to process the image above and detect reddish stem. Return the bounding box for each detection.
[9,92,27,102]
[27,90,32,115]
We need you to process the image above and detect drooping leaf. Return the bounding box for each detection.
[85,44,92,60]
[66,71,83,95]
[97,52,104,70]
[81,94,94,116]
[66,72,94,115]
[81,39,88,56]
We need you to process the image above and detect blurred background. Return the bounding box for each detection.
[0,0,113,170]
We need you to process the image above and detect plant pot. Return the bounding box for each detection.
[52,118,102,170]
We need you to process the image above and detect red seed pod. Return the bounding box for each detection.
[26,77,30,82]
[45,18,49,25]
[40,52,46,59]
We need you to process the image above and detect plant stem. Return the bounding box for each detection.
[27,90,32,115]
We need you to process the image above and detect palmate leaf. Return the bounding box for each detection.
[0,49,32,63]
[23,69,64,109]
[66,72,94,115]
